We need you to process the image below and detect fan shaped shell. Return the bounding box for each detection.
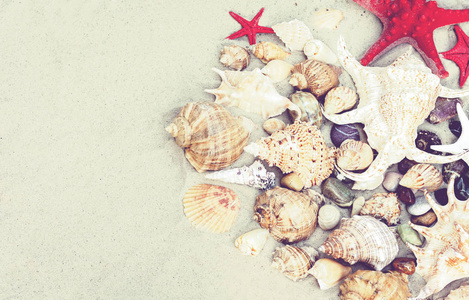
[399,163,443,192]
[312,8,344,30]
[324,86,357,115]
[271,245,318,281]
[336,139,373,171]
[272,19,314,51]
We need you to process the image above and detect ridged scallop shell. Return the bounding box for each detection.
[183,184,240,233]
[359,193,401,226]
[244,121,336,188]
[288,91,322,127]
[254,187,323,243]
[272,19,314,51]
[166,102,253,172]
[272,245,318,281]
[399,163,443,192]
[318,204,341,230]
[336,139,373,171]
[249,42,291,63]
[312,8,344,30]
[206,68,301,119]
[234,228,269,256]
[324,86,358,115]
[339,270,411,300]
[263,118,286,135]
[289,59,340,97]
[261,60,293,83]
[219,45,250,71]
[319,215,399,270]
[308,258,351,290]
[303,39,339,65]
[445,281,469,300]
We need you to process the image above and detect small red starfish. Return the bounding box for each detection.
[441,25,469,87]
[226,8,275,45]
[352,0,469,78]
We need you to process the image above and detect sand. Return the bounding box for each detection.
[1,0,469,299]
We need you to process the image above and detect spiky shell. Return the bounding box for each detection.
[244,121,336,188]
[249,42,291,63]
[288,91,322,127]
[234,228,269,256]
[303,39,339,65]
[339,270,411,300]
[308,258,351,290]
[289,59,339,97]
[312,8,344,30]
[183,184,240,233]
[336,139,373,171]
[272,245,318,281]
[263,118,286,135]
[261,60,293,83]
[272,19,314,51]
[219,45,250,71]
[445,281,469,300]
[166,102,252,172]
[359,193,401,226]
[254,187,323,243]
[319,215,399,270]
[399,163,443,192]
[324,86,358,115]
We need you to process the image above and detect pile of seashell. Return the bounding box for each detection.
[166,12,469,300]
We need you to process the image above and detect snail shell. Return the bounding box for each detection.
[261,59,294,83]
[318,204,341,230]
[359,192,401,226]
[263,118,286,135]
[288,91,322,127]
[399,163,443,192]
[324,86,357,115]
[272,245,318,281]
[336,139,373,171]
[289,59,340,97]
[272,19,314,51]
[312,8,344,30]
[234,228,269,256]
[249,42,291,63]
[219,45,250,71]
[308,258,352,290]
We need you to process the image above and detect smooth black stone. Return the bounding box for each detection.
[455,175,469,200]
[396,185,416,205]
[330,124,360,148]
[398,158,418,175]
[449,120,462,138]
[442,160,468,183]
[415,130,442,155]
[434,189,448,206]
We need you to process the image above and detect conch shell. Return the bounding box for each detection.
[336,139,373,171]
[272,19,314,51]
[166,102,253,172]
[399,163,443,192]
[289,59,340,97]
[249,42,291,63]
[312,8,344,30]
[271,245,318,281]
[219,45,250,71]
[324,86,358,115]
[359,192,401,226]
[234,228,269,256]
[319,215,399,270]
[308,258,351,290]
[261,60,293,83]
[303,39,339,65]
[254,187,323,243]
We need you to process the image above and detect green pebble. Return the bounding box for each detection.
[321,178,354,207]
[398,224,423,246]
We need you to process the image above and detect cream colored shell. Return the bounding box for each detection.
[261,60,293,83]
[308,258,351,290]
[359,192,401,226]
[234,228,269,256]
[399,163,443,192]
[289,59,340,97]
[249,42,291,63]
[336,139,373,171]
[272,19,314,51]
[324,86,357,115]
[271,245,318,281]
[303,39,339,65]
[262,118,286,135]
[318,204,341,230]
[312,8,344,30]
[219,45,250,71]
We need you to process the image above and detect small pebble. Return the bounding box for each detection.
[397,223,423,246]
[449,120,462,137]
[392,257,416,275]
[407,195,432,216]
[427,97,462,124]
[396,185,415,205]
[442,160,468,184]
[411,210,437,226]
[415,130,442,155]
[321,178,354,207]
[330,124,360,148]
[455,175,469,200]
[280,173,304,192]
[263,118,285,135]
[351,196,365,217]
[434,188,448,206]
[398,158,418,175]
[382,172,403,192]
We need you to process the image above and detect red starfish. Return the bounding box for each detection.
[352,0,469,78]
[441,25,469,87]
[226,8,275,45]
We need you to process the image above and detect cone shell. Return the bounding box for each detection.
[234,228,269,256]
[324,86,357,115]
[400,163,443,192]
[319,215,399,270]
[166,102,252,172]
[360,193,401,226]
[339,270,411,300]
[263,118,286,135]
[308,258,351,290]
[303,39,339,65]
[254,187,323,243]
[219,45,250,71]
[312,8,344,30]
[289,91,322,127]
[445,281,469,300]
[183,184,240,233]
[272,19,314,51]
[272,245,318,281]
[261,60,293,83]
[336,139,373,171]
[249,42,291,63]
[289,59,339,97]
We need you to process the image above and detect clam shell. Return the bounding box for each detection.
[263,118,286,135]
[312,8,344,30]
[288,91,322,127]
[234,228,269,256]
[219,45,250,71]
[324,86,357,115]
[249,42,291,63]
[261,59,293,83]
[303,39,339,65]
[336,139,373,171]
[359,193,401,226]
[318,204,341,230]
[183,184,240,233]
[272,19,314,51]
[289,59,340,97]
[400,164,443,192]
[272,245,318,281]
[308,258,351,290]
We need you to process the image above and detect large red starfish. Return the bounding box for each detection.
[352,0,469,78]
[226,8,275,45]
[441,25,469,87]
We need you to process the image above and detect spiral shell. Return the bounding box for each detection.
[324,86,358,115]
[289,59,340,97]
[288,91,322,127]
[263,118,286,135]
[312,8,344,30]
[261,60,293,83]
[303,39,339,65]
[272,19,314,51]
[234,228,269,256]
[359,193,401,226]
[272,245,318,281]
[336,139,373,171]
[254,187,323,243]
[308,258,351,290]
[183,184,240,233]
[219,45,250,71]
[318,204,341,230]
[399,163,443,192]
[249,42,291,63]
[319,215,399,270]
[166,102,253,172]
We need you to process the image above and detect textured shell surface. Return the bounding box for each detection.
[327,37,469,190]
[219,45,250,71]
[318,204,341,230]
[336,139,373,171]
[288,91,322,127]
[234,228,270,256]
[183,184,240,233]
[205,68,301,119]
[406,174,469,299]
[444,281,469,300]
[249,42,291,63]
[166,101,252,172]
[261,59,293,83]
[272,19,314,51]
[359,192,401,226]
[263,118,286,135]
[244,121,336,188]
[324,86,358,115]
[289,59,340,97]
[271,245,318,281]
[339,270,411,300]
[399,163,443,192]
[254,187,323,243]
[312,8,344,30]
[308,258,351,290]
[303,39,339,65]
[319,215,399,270]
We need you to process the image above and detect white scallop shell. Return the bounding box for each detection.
[261,60,294,83]
[312,8,344,30]
[234,228,269,256]
[272,19,314,51]
[303,39,339,65]
[324,86,358,115]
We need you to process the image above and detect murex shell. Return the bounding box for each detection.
[235,228,269,256]
[249,42,291,63]
[319,215,399,270]
[272,19,314,51]
[308,258,351,290]
[254,187,323,243]
[219,45,250,71]
[183,184,240,233]
[271,245,318,281]
[359,192,401,226]
[324,86,358,115]
[336,139,373,171]
[399,163,443,192]
[166,102,252,172]
[289,59,340,97]
[244,121,336,188]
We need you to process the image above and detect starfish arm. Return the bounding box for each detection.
[360,29,400,65]
[226,28,249,40]
[251,7,265,25]
[434,9,469,28]
[252,26,274,34]
[413,35,449,78]
[229,11,250,27]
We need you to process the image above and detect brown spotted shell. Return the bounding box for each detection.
[359,193,401,226]
[399,163,443,192]
[271,245,318,281]
[289,59,340,97]
[249,42,291,63]
[219,45,251,71]
[336,139,374,171]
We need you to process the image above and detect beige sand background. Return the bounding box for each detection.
[1,0,469,299]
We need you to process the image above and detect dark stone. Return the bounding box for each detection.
[442,160,468,183]
[411,210,437,226]
[455,175,469,200]
[330,123,360,147]
[415,130,442,155]
[396,185,415,205]
[427,97,462,124]
[392,257,416,275]
[321,178,354,207]
[449,120,462,138]
[398,158,418,175]
[434,188,448,206]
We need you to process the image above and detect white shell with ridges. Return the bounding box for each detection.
[272,19,314,51]
[312,8,344,30]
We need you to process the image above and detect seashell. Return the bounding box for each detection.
[411,210,437,226]
[289,59,340,97]
[288,91,322,127]
[415,130,442,155]
[392,257,416,275]
[166,102,253,172]
[407,195,432,216]
[321,178,354,207]
[206,68,301,119]
[303,39,339,65]
[336,139,373,171]
[445,281,469,300]
[262,118,286,135]
[339,270,411,300]
[312,8,344,30]
[249,42,291,63]
[427,97,462,124]
[245,121,336,188]
[234,228,269,256]
[359,192,401,226]
[396,185,416,205]
[183,184,240,233]
[450,119,462,137]
[261,60,293,83]
[272,19,314,51]
[350,196,365,217]
[308,258,351,290]
[319,215,399,270]
[455,174,469,200]
[397,223,423,246]
[205,160,275,190]
[280,172,304,192]
[399,163,443,192]
[219,45,250,71]
[254,187,323,243]
[442,160,467,184]
[318,204,341,230]
[330,123,361,148]
[324,86,357,115]
[382,172,403,192]
[272,245,318,281]
[397,158,418,175]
